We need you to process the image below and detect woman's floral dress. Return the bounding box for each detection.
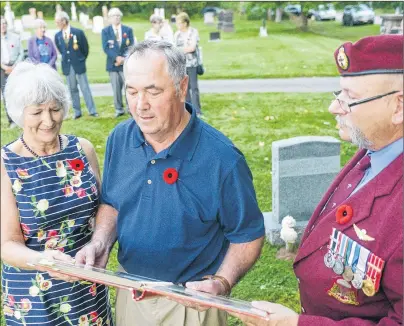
[1,135,113,326]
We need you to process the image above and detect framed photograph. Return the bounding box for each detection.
[29,258,269,320]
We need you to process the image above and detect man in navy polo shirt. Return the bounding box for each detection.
[76,40,265,326]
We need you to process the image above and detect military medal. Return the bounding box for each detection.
[324,228,337,268]
[332,232,347,275]
[342,238,354,281]
[73,35,79,50]
[351,245,370,289]
[126,38,130,46]
[342,266,354,282]
[363,253,385,296]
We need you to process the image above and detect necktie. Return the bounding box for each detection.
[64,31,69,46]
[115,28,121,46]
[321,154,371,216]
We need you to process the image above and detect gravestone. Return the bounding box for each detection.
[71,2,77,21]
[20,31,32,41]
[55,4,62,19]
[37,11,43,19]
[259,19,268,37]
[29,8,37,19]
[79,12,90,29]
[153,8,165,19]
[380,14,403,34]
[21,14,36,29]
[170,14,176,24]
[102,5,108,25]
[209,31,221,41]
[4,2,15,31]
[204,12,215,25]
[92,16,104,33]
[264,136,341,245]
[222,10,235,32]
[217,11,224,30]
[13,19,23,33]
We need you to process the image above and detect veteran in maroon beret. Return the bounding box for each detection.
[231,34,403,325]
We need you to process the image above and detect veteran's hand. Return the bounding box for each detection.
[75,240,110,269]
[37,250,79,283]
[170,279,227,312]
[3,66,13,75]
[229,301,298,326]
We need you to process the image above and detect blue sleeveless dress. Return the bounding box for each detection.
[1,135,113,326]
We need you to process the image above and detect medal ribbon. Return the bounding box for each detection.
[365,253,385,292]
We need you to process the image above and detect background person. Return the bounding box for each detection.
[27,19,58,70]
[54,11,98,119]
[102,7,135,118]
[174,12,202,116]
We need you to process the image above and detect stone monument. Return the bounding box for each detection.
[264,136,341,245]
[71,2,77,22]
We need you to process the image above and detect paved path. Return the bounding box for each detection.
[85,77,340,97]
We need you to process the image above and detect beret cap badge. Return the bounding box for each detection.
[337,47,349,71]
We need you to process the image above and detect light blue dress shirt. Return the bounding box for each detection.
[354,137,403,194]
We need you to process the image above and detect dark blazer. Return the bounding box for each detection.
[295,149,403,325]
[27,36,57,69]
[54,26,89,76]
[101,24,134,72]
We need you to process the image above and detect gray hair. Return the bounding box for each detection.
[55,11,70,23]
[149,14,163,24]
[108,8,123,17]
[124,40,186,95]
[4,62,70,127]
[34,18,46,28]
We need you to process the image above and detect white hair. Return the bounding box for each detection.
[34,18,46,28]
[108,8,123,17]
[149,14,163,23]
[4,62,71,127]
[55,11,70,22]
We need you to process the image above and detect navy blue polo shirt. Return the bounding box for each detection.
[101,104,264,283]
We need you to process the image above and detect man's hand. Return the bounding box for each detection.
[167,279,228,312]
[75,240,110,268]
[3,65,13,75]
[229,301,298,326]
[114,56,125,66]
[36,250,79,283]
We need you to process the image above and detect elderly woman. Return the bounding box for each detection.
[27,19,58,69]
[1,62,113,325]
[144,14,173,43]
[174,12,202,116]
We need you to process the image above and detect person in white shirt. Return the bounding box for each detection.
[145,15,173,44]
[1,16,24,128]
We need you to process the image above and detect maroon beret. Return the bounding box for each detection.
[334,35,404,76]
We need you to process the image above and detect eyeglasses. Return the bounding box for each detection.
[333,90,399,113]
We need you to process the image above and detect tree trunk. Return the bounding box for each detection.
[300,2,308,31]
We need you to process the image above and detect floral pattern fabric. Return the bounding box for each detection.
[1,135,113,326]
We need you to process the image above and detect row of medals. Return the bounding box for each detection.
[324,248,375,296]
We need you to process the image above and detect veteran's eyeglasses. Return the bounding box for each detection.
[333,90,400,113]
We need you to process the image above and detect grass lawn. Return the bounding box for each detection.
[1,92,358,325]
[33,16,380,82]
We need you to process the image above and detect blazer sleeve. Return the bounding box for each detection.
[48,38,58,67]
[27,38,39,64]
[298,242,403,326]
[79,30,89,58]
[55,34,62,54]
[101,28,118,61]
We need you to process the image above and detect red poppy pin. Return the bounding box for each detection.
[123,32,127,38]
[67,159,85,171]
[11,44,14,48]
[45,42,48,46]
[163,168,178,184]
[70,34,73,38]
[336,205,353,225]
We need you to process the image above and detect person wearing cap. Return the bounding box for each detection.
[231,35,403,325]
[102,7,135,118]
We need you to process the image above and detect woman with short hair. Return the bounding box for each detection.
[1,62,113,325]
[27,19,58,69]
[174,12,202,116]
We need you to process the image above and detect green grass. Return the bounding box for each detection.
[33,16,380,82]
[1,93,358,325]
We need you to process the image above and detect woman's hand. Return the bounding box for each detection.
[36,250,79,283]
